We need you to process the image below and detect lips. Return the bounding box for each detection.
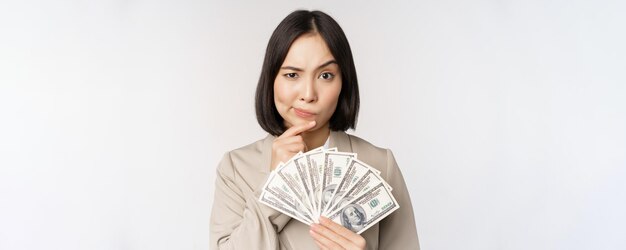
[293,108,315,118]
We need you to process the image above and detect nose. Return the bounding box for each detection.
[299,77,317,103]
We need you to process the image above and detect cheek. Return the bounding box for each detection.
[325,84,342,111]
[273,81,292,108]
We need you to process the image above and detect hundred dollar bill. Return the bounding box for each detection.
[325,166,389,215]
[304,148,337,219]
[293,154,316,217]
[323,159,375,214]
[320,151,356,214]
[261,163,314,222]
[259,186,313,225]
[276,157,315,216]
[324,158,395,214]
[327,182,399,234]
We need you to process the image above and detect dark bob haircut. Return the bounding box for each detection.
[255,10,360,136]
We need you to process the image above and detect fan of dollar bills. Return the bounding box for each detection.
[259,147,399,234]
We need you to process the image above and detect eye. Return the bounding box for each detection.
[284,73,298,79]
[319,72,335,80]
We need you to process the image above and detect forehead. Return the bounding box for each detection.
[282,33,335,67]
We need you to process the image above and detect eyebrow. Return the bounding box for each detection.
[280,60,337,72]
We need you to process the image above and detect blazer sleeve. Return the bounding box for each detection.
[378,149,421,249]
[209,152,291,250]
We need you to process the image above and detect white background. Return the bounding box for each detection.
[1,0,625,249]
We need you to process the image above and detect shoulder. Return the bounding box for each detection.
[227,136,269,161]
[340,132,396,176]
[217,135,273,177]
[345,132,391,158]
[346,133,386,151]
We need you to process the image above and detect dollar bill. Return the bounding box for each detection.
[320,151,356,214]
[326,166,388,215]
[261,163,314,221]
[325,158,397,214]
[323,159,373,214]
[304,148,337,219]
[259,148,398,233]
[259,185,313,225]
[327,182,399,234]
[293,154,316,217]
[276,157,315,216]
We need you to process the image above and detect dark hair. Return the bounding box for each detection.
[255,10,360,136]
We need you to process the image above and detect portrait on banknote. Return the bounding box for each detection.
[341,204,366,232]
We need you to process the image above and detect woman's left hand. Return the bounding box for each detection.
[309,216,367,250]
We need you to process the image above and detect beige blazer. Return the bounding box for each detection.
[210,131,420,249]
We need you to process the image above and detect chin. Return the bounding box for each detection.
[287,117,316,126]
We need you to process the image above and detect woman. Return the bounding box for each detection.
[210,10,419,250]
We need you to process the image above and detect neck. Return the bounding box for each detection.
[301,125,330,151]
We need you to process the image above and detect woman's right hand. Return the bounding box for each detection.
[270,120,316,171]
[310,217,367,250]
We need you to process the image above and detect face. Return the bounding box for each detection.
[345,206,362,225]
[274,33,342,131]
